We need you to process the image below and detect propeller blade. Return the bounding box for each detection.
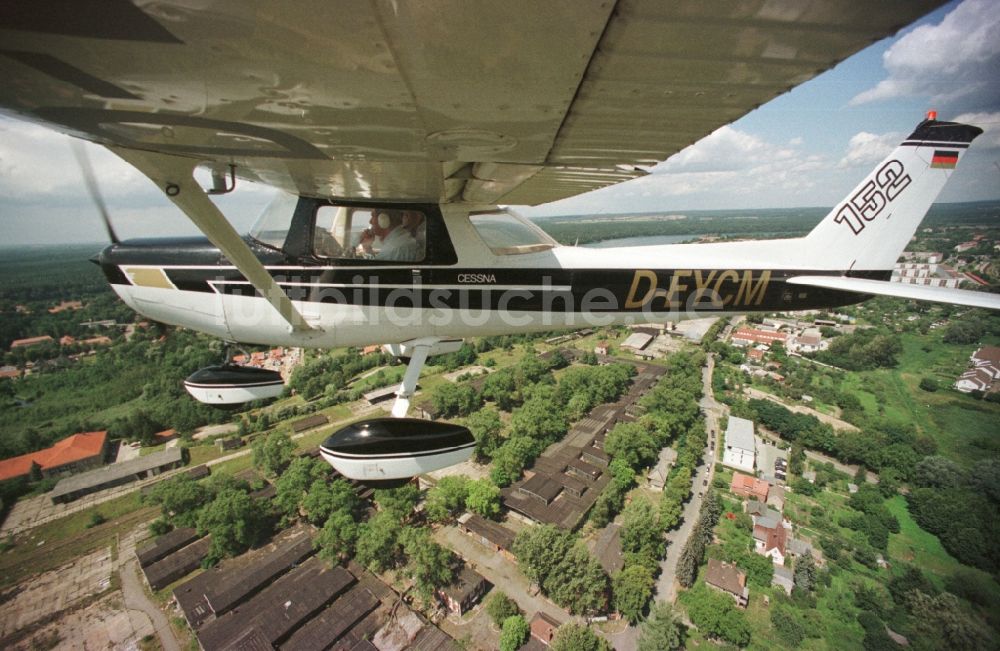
[71,140,119,244]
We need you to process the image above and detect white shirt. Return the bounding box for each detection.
[375,226,421,262]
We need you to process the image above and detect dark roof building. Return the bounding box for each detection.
[281,584,380,651]
[436,566,490,616]
[457,513,516,553]
[136,527,199,568]
[144,536,211,591]
[292,414,330,433]
[704,558,749,608]
[197,557,354,650]
[51,446,183,503]
[530,611,561,645]
[591,524,625,576]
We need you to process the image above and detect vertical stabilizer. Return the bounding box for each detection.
[803,118,981,271]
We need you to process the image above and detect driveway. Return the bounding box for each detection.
[434,526,574,626]
[120,558,180,651]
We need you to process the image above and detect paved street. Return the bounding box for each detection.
[654,354,722,605]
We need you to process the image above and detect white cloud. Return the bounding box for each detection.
[850,0,1000,111]
[837,131,901,168]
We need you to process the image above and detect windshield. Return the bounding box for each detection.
[469,209,558,255]
[248,191,299,249]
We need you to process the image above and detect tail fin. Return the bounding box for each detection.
[803,117,981,271]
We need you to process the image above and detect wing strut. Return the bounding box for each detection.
[109,147,317,334]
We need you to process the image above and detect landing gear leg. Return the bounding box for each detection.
[391,344,430,418]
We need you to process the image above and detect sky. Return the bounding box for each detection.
[1,0,998,245]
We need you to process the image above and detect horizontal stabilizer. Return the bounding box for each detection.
[787,276,1000,311]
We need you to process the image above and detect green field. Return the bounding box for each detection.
[838,332,1000,466]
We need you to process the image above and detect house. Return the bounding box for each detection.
[530,611,561,645]
[955,346,1000,393]
[647,447,677,491]
[731,473,769,502]
[361,344,381,356]
[436,566,490,616]
[59,335,76,346]
[704,558,749,608]
[730,328,787,348]
[746,500,781,526]
[746,347,765,362]
[753,520,788,565]
[792,328,825,353]
[620,332,652,353]
[154,429,178,443]
[787,537,813,559]
[48,300,83,314]
[591,523,625,576]
[10,335,54,350]
[0,365,19,379]
[0,430,108,482]
[722,417,756,472]
[594,341,609,356]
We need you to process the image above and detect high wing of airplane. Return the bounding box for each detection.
[3,1,995,481]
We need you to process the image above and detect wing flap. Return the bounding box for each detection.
[787,276,1000,311]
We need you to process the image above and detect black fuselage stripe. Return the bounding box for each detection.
[115,267,889,312]
[320,442,476,460]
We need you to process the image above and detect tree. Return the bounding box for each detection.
[400,527,455,601]
[315,509,360,562]
[373,484,420,520]
[354,511,401,572]
[148,473,210,527]
[638,602,684,651]
[302,478,360,525]
[252,430,296,478]
[544,544,609,615]
[912,455,965,488]
[605,422,658,470]
[499,615,529,651]
[274,456,327,519]
[197,489,269,564]
[486,592,521,627]
[681,583,751,647]
[550,623,611,651]
[620,497,662,559]
[514,525,574,586]
[466,407,504,459]
[770,605,805,647]
[490,436,535,486]
[466,478,502,519]
[613,564,655,623]
[793,555,816,594]
[431,382,481,418]
[904,591,993,651]
[918,377,939,392]
[425,476,470,522]
[942,319,985,344]
[509,396,567,442]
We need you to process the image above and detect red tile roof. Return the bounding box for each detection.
[0,431,107,481]
[754,521,788,556]
[10,335,54,349]
[730,472,769,501]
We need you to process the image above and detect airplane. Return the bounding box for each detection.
[1,1,996,481]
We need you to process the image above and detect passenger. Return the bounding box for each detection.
[359,211,421,261]
[402,210,426,251]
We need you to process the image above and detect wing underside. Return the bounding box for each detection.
[0,0,944,204]
[788,276,1000,311]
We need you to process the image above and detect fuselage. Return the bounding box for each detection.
[95,202,874,348]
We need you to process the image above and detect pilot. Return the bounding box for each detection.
[359,211,421,261]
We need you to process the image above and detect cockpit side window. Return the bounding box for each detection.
[248,192,299,249]
[469,210,557,255]
[313,205,426,263]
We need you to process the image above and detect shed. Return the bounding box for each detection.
[530,611,561,644]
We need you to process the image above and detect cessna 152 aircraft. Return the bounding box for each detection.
[1,1,996,480]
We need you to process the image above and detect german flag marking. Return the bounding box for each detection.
[930,150,958,169]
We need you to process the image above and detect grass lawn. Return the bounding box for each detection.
[885,495,969,583]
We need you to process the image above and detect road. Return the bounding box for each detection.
[608,354,722,651]
[120,558,181,651]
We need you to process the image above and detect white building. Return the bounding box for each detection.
[722,417,756,473]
